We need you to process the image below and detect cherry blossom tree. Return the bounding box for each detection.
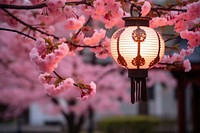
[0,0,199,132]
[0,29,130,133]
[0,0,199,98]
[0,33,176,133]
[0,29,177,133]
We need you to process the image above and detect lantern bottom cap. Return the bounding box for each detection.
[128,69,148,78]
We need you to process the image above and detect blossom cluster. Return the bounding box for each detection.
[39,73,96,100]
[148,1,200,72]
[29,36,97,99]
[76,82,96,100]
[29,37,69,73]
[91,0,124,29]
[39,73,74,95]
[47,0,65,15]
[83,29,106,46]
[157,48,194,72]
[141,1,151,17]
[65,15,85,30]
[91,37,111,59]
[180,30,200,48]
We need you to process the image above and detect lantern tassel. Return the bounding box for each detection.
[130,78,135,104]
[131,77,147,104]
[128,69,148,104]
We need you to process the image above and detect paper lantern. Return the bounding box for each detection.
[110,17,165,104]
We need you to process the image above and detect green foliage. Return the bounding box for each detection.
[98,115,160,133]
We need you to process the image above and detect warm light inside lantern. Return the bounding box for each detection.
[110,26,165,69]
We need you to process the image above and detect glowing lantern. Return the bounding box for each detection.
[110,17,165,104]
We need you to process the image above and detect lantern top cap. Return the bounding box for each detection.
[123,17,151,27]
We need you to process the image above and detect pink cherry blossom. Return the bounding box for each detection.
[92,37,111,59]
[159,55,174,64]
[83,29,106,46]
[171,53,184,62]
[47,0,65,15]
[141,1,151,17]
[39,73,52,84]
[150,17,168,28]
[42,76,75,96]
[89,81,96,96]
[65,16,85,30]
[187,1,200,20]
[174,19,188,33]
[65,78,75,88]
[77,81,97,100]
[180,30,200,48]
[183,59,191,72]
[93,0,107,16]
[180,48,194,57]
[91,0,123,29]
[157,47,194,72]
[29,0,43,4]
[63,6,77,18]
[29,37,69,73]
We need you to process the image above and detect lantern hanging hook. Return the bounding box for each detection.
[130,3,142,17]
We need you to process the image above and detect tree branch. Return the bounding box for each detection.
[0,27,36,40]
[75,16,91,37]
[68,43,102,48]
[164,35,180,42]
[1,8,60,39]
[0,3,46,10]
[158,61,183,65]
[128,1,187,17]
[152,7,187,12]
[0,1,91,10]
[53,71,64,80]
[1,9,101,49]
[65,1,92,6]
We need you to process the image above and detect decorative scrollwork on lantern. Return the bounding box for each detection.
[149,31,161,68]
[132,26,146,42]
[113,28,128,68]
[149,56,160,68]
[132,55,145,66]
[131,26,146,68]
[117,54,127,67]
[113,28,125,39]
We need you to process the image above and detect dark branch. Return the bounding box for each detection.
[152,7,187,12]
[53,71,79,88]
[0,1,91,10]
[1,9,101,49]
[53,71,64,80]
[75,16,91,37]
[68,43,102,48]
[164,35,179,42]
[0,3,46,10]
[65,1,92,6]
[0,27,36,40]
[158,61,183,66]
[1,8,60,39]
